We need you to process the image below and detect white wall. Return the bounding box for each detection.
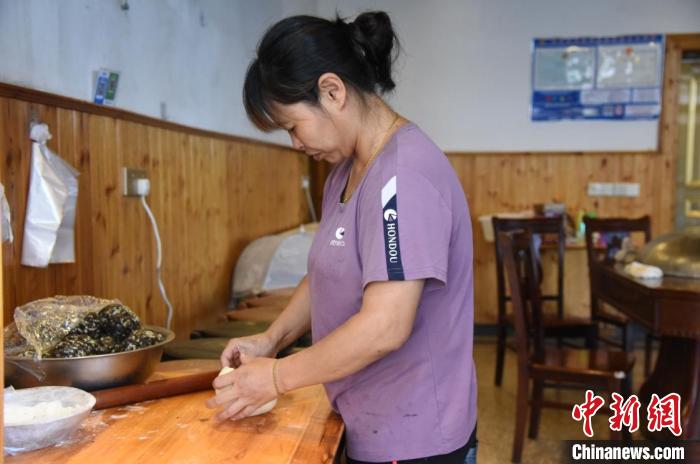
[0,0,317,145]
[318,0,700,151]
[1,0,699,151]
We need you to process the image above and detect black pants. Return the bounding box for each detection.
[347,424,477,464]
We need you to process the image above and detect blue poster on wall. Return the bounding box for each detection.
[531,35,664,121]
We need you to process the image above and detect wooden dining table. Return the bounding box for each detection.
[6,360,344,463]
[590,262,700,440]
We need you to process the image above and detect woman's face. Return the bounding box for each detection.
[272,101,352,164]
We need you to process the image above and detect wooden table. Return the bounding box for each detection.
[590,262,700,440]
[7,360,344,463]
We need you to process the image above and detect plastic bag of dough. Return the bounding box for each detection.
[8,296,119,359]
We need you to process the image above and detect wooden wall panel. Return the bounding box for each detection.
[447,151,670,324]
[1,91,308,339]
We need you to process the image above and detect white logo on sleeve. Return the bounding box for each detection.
[381,176,404,279]
[383,209,397,222]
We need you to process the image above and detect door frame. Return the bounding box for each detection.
[661,34,700,229]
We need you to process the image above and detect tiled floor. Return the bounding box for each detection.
[472,337,650,463]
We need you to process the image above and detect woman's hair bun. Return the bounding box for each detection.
[345,11,399,92]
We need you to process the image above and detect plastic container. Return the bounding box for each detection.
[4,386,96,455]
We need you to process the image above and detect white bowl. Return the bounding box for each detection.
[4,386,96,455]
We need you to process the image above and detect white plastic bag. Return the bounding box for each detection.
[0,183,12,243]
[231,224,317,302]
[21,123,79,267]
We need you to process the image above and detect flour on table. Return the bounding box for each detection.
[5,400,83,426]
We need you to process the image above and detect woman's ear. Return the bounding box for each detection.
[317,73,347,112]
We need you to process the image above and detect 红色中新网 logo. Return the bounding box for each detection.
[572,390,683,437]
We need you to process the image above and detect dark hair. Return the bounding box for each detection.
[243,11,400,131]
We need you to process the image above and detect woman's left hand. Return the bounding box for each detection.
[205,353,278,421]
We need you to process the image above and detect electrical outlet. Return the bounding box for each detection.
[628,183,641,197]
[588,182,640,197]
[123,167,148,196]
[588,182,612,196]
[588,183,603,196]
[616,182,640,197]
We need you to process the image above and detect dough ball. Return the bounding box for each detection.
[123,329,165,351]
[50,334,99,358]
[68,312,104,338]
[216,366,277,417]
[98,304,141,341]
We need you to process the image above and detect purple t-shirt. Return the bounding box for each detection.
[308,123,477,462]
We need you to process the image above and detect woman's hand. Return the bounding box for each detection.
[206,353,278,421]
[220,332,277,368]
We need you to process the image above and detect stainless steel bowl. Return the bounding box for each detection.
[638,226,700,279]
[4,326,174,391]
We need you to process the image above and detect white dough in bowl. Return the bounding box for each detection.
[216,366,277,417]
[4,386,96,455]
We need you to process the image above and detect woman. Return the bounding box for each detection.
[206,11,477,464]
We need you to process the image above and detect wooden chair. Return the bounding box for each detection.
[493,216,597,386]
[584,216,655,376]
[500,230,634,463]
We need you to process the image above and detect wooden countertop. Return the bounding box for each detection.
[6,360,344,463]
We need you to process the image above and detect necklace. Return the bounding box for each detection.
[342,112,401,203]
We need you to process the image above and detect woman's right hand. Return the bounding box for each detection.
[220,332,277,368]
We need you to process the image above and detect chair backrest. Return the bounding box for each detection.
[498,230,547,369]
[583,216,652,268]
[493,216,566,317]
